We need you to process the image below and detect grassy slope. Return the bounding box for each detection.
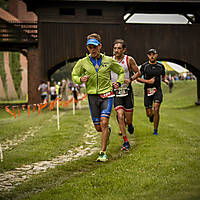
[0,80,200,200]
[0,103,92,172]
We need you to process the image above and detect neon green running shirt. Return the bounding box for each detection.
[72,53,125,94]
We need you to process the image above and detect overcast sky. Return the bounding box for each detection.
[126,14,189,70]
[125,14,190,24]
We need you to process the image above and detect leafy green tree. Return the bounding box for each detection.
[51,61,77,82]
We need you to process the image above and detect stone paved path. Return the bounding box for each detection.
[1,126,41,151]
[0,118,98,192]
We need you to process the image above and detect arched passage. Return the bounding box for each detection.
[47,58,81,82]
[159,58,200,78]
[158,58,200,105]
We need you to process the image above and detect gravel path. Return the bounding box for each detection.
[0,119,98,192]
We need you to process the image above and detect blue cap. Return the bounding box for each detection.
[86,38,101,46]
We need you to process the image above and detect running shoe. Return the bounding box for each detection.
[153,130,158,135]
[97,151,108,162]
[149,114,154,123]
[121,141,130,151]
[107,125,111,145]
[128,124,134,134]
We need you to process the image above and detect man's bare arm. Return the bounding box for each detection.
[124,56,141,84]
[129,56,141,81]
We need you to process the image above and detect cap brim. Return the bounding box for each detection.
[148,51,157,54]
[87,42,99,46]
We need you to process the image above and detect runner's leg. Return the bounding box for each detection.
[94,125,101,132]
[114,96,125,135]
[125,111,133,126]
[100,117,109,151]
[118,109,130,150]
[153,102,160,130]
[116,109,126,137]
[124,92,134,134]
[153,89,162,134]
[146,108,153,117]
[100,97,113,151]
[144,94,154,120]
[88,94,101,132]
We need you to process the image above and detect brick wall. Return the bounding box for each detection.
[9,0,37,21]
[27,48,41,104]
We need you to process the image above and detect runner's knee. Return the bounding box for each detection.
[95,125,101,132]
[146,109,152,117]
[117,113,124,122]
[126,119,132,125]
[154,105,160,113]
[100,119,109,129]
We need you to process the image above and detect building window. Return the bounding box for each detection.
[59,8,75,15]
[87,9,102,16]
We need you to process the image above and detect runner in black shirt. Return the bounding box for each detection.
[137,49,168,135]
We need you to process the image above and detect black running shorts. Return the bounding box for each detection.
[114,89,134,112]
[144,87,163,108]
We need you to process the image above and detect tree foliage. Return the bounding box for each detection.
[51,61,77,82]
[0,52,7,97]
[0,0,8,10]
[9,52,22,98]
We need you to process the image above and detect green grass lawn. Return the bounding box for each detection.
[0,80,200,200]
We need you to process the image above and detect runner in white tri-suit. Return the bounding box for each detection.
[111,39,141,150]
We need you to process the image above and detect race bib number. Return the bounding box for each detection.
[147,87,157,96]
[100,91,115,99]
[115,84,129,97]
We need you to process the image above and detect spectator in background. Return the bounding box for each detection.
[186,73,191,80]
[71,83,80,108]
[56,82,61,98]
[68,80,73,91]
[174,75,179,81]
[167,74,174,93]
[61,79,68,101]
[49,81,57,101]
[38,80,48,104]
[168,79,174,93]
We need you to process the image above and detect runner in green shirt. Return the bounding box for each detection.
[72,33,124,162]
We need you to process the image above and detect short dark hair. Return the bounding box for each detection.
[113,39,126,49]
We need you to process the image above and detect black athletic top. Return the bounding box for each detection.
[140,61,165,89]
